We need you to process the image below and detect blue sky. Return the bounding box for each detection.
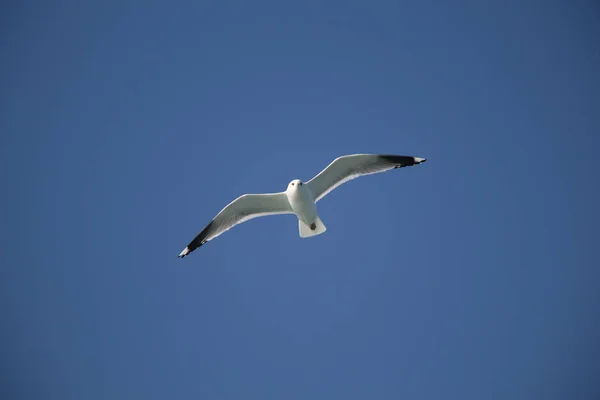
[2,1,599,399]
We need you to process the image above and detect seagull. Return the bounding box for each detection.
[178,154,426,258]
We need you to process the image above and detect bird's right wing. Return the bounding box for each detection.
[178,192,293,257]
[306,154,426,202]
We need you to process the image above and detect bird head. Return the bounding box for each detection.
[287,179,303,190]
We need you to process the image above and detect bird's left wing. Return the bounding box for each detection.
[178,192,293,257]
[306,154,426,202]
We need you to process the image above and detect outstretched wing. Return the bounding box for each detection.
[178,192,293,257]
[306,154,426,202]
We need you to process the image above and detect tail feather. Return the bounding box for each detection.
[299,217,327,238]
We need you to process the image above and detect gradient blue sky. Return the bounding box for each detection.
[2,1,599,399]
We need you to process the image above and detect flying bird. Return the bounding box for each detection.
[178,154,426,258]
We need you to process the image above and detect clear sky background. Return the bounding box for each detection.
[2,1,599,399]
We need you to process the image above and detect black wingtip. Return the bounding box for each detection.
[378,154,428,169]
[178,247,191,258]
[178,221,215,259]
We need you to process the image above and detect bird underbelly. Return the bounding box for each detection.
[294,203,317,224]
[288,190,317,224]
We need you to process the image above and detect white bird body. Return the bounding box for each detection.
[285,179,317,225]
[285,179,327,238]
[178,153,426,258]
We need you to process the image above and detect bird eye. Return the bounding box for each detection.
[291,183,295,186]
